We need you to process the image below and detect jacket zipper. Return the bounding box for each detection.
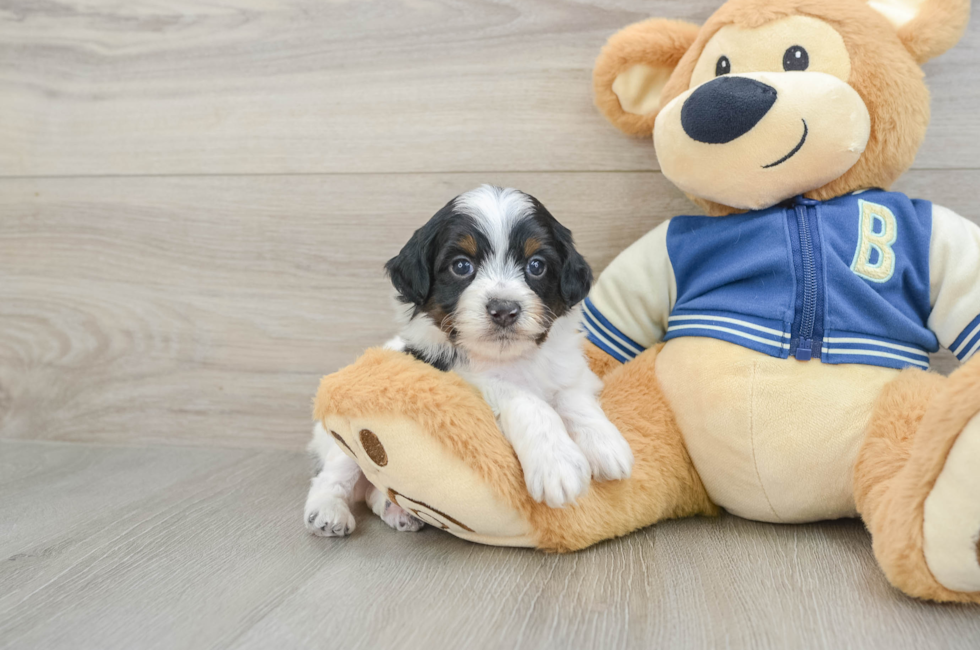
[794,198,818,361]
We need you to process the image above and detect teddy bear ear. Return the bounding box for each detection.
[593,19,701,137]
[866,0,970,63]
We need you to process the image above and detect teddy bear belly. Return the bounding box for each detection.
[654,338,901,523]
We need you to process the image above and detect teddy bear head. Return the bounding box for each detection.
[594,0,970,216]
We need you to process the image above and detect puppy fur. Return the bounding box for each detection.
[304,186,634,537]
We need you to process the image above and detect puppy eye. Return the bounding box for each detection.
[783,46,809,71]
[450,257,474,278]
[715,56,731,77]
[526,258,546,277]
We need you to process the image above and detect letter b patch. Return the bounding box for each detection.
[851,200,898,283]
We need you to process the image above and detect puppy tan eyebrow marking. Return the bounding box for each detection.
[458,234,478,256]
[524,237,542,257]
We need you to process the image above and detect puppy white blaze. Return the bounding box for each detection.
[455,185,533,250]
[453,186,550,361]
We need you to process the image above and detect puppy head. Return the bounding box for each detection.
[385,186,592,362]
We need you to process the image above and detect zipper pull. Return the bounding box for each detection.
[793,195,819,207]
[795,339,813,361]
[796,339,813,361]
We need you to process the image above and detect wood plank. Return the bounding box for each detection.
[0,440,323,650]
[0,172,687,449]
[1,171,976,449]
[235,516,980,650]
[0,441,256,613]
[1,440,979,650]
[0,0,976,177]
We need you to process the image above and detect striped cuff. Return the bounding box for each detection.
[823,334,931,370]
[662,312,791,357]
[951,314,980,362]
[581,298,645,363]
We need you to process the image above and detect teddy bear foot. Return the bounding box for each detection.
[857,356,980,603]
[923,411,980,593]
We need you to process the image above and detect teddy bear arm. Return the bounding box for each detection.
[926,205,980,364]
[582,220,674,364]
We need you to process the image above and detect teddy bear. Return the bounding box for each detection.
[314,0,980,604]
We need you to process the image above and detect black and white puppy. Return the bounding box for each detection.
[305,186,634,537]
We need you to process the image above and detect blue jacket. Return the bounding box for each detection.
[583,191,980,370]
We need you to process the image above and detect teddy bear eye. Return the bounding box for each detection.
[715,55,731,77]
[783,45,809,71]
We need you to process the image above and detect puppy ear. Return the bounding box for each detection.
[385,232,431,305]
[528,197,594,306]
[560,241,593,307]
[866,0,970,63]
[593,18,701,137]
[385,201,454,305]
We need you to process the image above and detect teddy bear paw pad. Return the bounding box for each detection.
[923,412,980,593]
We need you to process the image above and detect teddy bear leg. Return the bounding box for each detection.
[600,344,717,518]
[854,357,980,603]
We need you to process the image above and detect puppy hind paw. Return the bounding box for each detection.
[305,498,356,537]
[381,500,425,533]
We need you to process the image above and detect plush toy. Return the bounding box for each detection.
[315,0,980,603]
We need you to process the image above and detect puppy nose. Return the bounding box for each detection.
[681,76,777,144]
[487,300,521,327]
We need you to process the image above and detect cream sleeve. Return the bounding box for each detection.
[581,220,677,362]
[928,204,980,363]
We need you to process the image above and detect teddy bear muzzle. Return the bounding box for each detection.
[654,71,870,211]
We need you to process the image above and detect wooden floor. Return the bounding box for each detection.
[2,439,979,650]
[1,1,979,648]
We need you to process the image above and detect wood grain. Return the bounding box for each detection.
[0,0,976,177]
[2,2,980,645]
[0,172,689,449]
[1,440,978,650]
[1,171,976,450]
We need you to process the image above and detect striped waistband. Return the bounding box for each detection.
[821,332,932,370]
[583,304,941,371]
[663,312,791,358]
[664,313,934,370]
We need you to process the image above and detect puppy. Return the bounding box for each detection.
[305,186,634,537]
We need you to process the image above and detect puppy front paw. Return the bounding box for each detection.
[523,441,591,508]
[575,421,634,482]
[305,497,356,537]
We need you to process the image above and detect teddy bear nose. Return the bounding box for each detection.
[681,76,778,144]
